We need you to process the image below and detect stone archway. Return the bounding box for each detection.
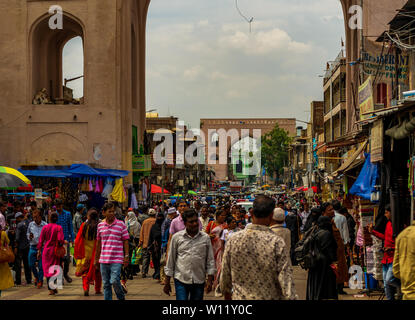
[29,12,85,103]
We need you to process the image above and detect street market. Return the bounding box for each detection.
[0,0,415,307]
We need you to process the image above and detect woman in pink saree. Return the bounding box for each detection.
[37,211,65,295]
[206,209,227,296]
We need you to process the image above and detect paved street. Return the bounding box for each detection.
[0,265,381,300]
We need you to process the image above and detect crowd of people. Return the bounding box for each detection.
[0,191,414,300]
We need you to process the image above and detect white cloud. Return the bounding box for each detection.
[198,20,209,27]
[59,0,347,127]
[220,28,312,55]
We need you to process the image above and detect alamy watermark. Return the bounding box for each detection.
[48,265,64,290]
[48,5,63,30]
[348,5,363,30]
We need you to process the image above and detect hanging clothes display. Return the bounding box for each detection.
[142,181,148,203]
[101,178,114,199]
[371,235,384,281]
[130,192,138,209]
[88,178,93,192]
[111,178,126,203]
[79,193,88,202]
[94,178,101,193]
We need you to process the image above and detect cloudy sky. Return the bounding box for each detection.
[63,0,345,129]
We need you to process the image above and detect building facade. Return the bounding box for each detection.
[200,118,297,182]
[0,0,150,183]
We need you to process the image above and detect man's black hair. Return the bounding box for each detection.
[385,203,391,212]
[30,201,37,207]
[182,209,198,223]
[332,200,341,211]
[339,207,348,215]
[226,216,235,225]
[253,195,275,218]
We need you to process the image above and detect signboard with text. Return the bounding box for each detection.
[359,76,374,120]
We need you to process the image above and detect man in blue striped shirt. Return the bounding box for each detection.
[55,199,75,283]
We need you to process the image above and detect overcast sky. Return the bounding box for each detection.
[63,0,345,129]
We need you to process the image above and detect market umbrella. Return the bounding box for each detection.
[187,190,197,195]
[0,166,31,189]
[151,184,171,194]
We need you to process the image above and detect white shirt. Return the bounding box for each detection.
[333,212,350,245]
[220,229,237,244]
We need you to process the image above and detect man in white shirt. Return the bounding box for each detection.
[332,201,350,245]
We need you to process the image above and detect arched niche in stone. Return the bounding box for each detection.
[29,12,85,104]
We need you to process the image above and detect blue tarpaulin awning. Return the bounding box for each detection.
[18,170,72,178]
[349,153,379,200]
[19,164,129,178]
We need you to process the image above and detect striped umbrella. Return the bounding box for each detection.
[0,166,31,189]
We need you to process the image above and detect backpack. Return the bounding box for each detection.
[294,225,322,270]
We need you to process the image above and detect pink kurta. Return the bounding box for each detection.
[37,223,64,278]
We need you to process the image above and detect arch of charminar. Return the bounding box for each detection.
[0,0,151,184]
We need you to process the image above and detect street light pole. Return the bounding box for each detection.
[161,162,165,202]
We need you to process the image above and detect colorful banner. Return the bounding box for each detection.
[359,76,374,120]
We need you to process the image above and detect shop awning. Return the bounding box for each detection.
[332,140,368,177]
[20,164,129,178]
[19,169,73,178]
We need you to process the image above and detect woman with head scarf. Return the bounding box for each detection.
[125,211,141,279]
[148,213,165,281]
[306,215,338,300]
[303,207,322,233]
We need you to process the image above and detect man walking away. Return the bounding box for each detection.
[73,204,86,236]
[220,195,297,300]
[27,209,47,288]
[94,202,129,300]
[270,208,291,257]
[55,199,75,283]
[14,212,32,285]
[139,208,156,278]
[164,209,215,300]
[393,220,415,300]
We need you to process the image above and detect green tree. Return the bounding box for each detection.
[261,123,292,182]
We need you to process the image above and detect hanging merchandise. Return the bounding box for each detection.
[99,178,104,193]
[350,154,379,200]
[88,178,93,192]
[79,193,88,202]
[130,192,138,210]
[94,178,100,193]
[111,178,126,203]
[81,178,88,192]
[101,178,114,199]
[371,235,384,281]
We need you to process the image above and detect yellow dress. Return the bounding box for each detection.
[75,236,95,276]
[0,231,14,291]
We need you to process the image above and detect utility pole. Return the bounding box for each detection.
[161,163,165,202]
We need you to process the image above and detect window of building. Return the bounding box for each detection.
[376,83,388,107]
